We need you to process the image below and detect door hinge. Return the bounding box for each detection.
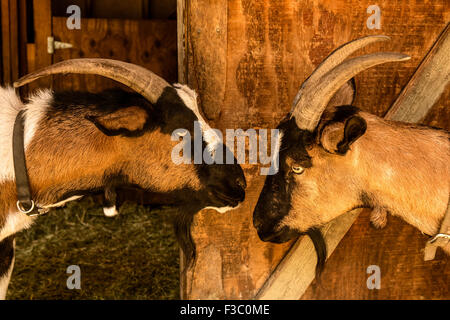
[47,36,73,54]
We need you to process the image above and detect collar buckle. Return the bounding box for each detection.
[16,200,36,215]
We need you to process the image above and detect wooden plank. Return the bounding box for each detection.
[8,0,19,81]
[26,43,35,72]
[256,22,450,300]
[184,0,449,300]
[31,0,52,88]
[185,0,227,120]
[1,0,11,84]
[177,0,188,299]
[385,23,450,122]
[177,0,186,83]
[18,0,28,76]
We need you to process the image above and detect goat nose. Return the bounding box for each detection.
[236,176,246,190]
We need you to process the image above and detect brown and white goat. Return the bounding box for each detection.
[253,36,449,269]
[0,59,246,299]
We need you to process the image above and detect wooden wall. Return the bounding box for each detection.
[51,17,177,92]
[181,0,449,299]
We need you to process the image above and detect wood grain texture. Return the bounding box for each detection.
[186,0,227,120]
[31,0,52,88]
[8,0,19,82]
[256,210,361,299]
[182,0,449,299]
[1,0,21,84]
[385,23,450,122]
[50,17,177,92]
[1,0,12,84]
[301,211,450,299]
[177,0,186,83]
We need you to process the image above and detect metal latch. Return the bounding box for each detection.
[47,36,73,54]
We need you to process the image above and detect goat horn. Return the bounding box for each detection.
[292,35,390,108]
[292,52,410,131]
[14,58,170,104]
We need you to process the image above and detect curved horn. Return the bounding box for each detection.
[14,59,170,104]
[292,35,390,108]
[292,52,410,131]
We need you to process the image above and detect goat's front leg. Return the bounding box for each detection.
[0,236,15,300]
[103,185,119,217]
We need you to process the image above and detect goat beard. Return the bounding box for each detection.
[173,211,327,279]
[306,227,327,277]
[173,210,196,272]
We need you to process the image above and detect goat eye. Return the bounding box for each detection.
[292,166,304,174]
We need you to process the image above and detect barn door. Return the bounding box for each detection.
[28,0,177,91]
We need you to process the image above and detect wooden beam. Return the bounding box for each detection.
[256,23,450,300]
[385,23,450,122]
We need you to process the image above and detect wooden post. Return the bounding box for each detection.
[177,0,186,84]
[256,22,450,300]
[31,0,52,88]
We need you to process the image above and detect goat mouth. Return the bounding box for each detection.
[210,190,242,208]
[258,226,300,243]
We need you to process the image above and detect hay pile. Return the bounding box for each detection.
[7,197,180,299]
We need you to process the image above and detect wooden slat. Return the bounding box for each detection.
[1,0,11,84]
[177,0,188,300]
[256,23,450,300]
[385,23,450,122]
[8,0,19,81]
[18,0,28,76]
[177,0,186,84]
[31,0,52,88]
[26,43,35,73]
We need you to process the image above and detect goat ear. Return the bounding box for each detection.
[87,106,149,136]
[320,115,367,154]
[328,78,356,107]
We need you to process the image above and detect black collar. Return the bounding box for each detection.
[13,110,38,216]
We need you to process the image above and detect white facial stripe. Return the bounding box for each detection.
[173,84,221,153]
[0,87,51,183]
[272,131,283,172]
